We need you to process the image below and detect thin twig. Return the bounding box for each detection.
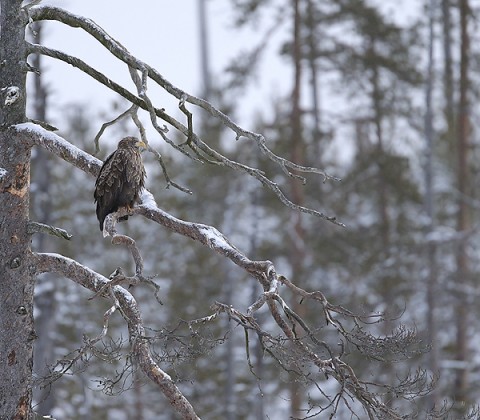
[94,105,137,154]
[27,7,344,226]
[27,221,72,240]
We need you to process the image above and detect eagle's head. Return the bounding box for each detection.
[118,136,147,150]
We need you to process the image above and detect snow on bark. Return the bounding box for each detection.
[15,122,102,176]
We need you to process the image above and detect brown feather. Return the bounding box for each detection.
[94,137,146,231]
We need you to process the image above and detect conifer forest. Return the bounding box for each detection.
[1,0,479,419]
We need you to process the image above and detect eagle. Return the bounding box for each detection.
[94,136,146,231]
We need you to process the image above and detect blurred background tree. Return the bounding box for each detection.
[27,0,480,418]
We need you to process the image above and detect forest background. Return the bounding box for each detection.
[18,0,480,418]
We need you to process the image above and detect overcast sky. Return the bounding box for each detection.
[29,0,421,158]
[32,1,288,131]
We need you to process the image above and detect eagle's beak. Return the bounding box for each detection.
[136,140,147,150]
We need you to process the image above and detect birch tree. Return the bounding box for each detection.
[0,1,435,418]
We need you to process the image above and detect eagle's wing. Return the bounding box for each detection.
[94,149,127,230]
[94,139,146,231]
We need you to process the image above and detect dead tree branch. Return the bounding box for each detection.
[27,6,343,226]
[33,252,200,420]
[27,221,72,240]
[15,87,427,420]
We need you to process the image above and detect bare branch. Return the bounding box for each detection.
[27,42,168,125]
[147,146,193,194]
[94,104,136,154]
[98,209,164,303]
[127,65,194,193]
[27,221,72,240]
[136,191,276,286]
[15,122,101,176]
[27,6,344,226]
[33,252,200,419]
[103,208,144,276]
[15,122,424,419]
[178,294,414,419]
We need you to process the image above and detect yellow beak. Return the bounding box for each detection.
[136,140,147,149]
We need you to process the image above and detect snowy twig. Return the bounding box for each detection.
[137,192,277,287]
[103,208,143,274]
[27,221,72,240]
[27,6,343,226]
[20,124,417,419]
[33,252,199,419]
[15,122,102,176]
[127,66,192,193]
[102,208,162,304]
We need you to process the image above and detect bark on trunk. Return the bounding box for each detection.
[442,0,456,162]
[453,0,471,410]
[289,0,306,417]
[0,2,34,419]
[424,0,439,409]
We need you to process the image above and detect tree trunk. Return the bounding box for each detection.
[0,1,35,419]
[453,0,470,411]
[368,37,397,409]
[442,0,456,162]
[424,0,439,410]
[289,0,306,417]
[306,0,321,143]
[198,0,211,101]
[30,22,57,416]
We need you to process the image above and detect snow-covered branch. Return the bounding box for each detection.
[16,123,428,418]
[33,252,200,420]
[103,209,144,276]
[27,6,336,181]
[15,122,101,176]
[15,123,276,284]
[27,5,343,226]
[137,190,276,287]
